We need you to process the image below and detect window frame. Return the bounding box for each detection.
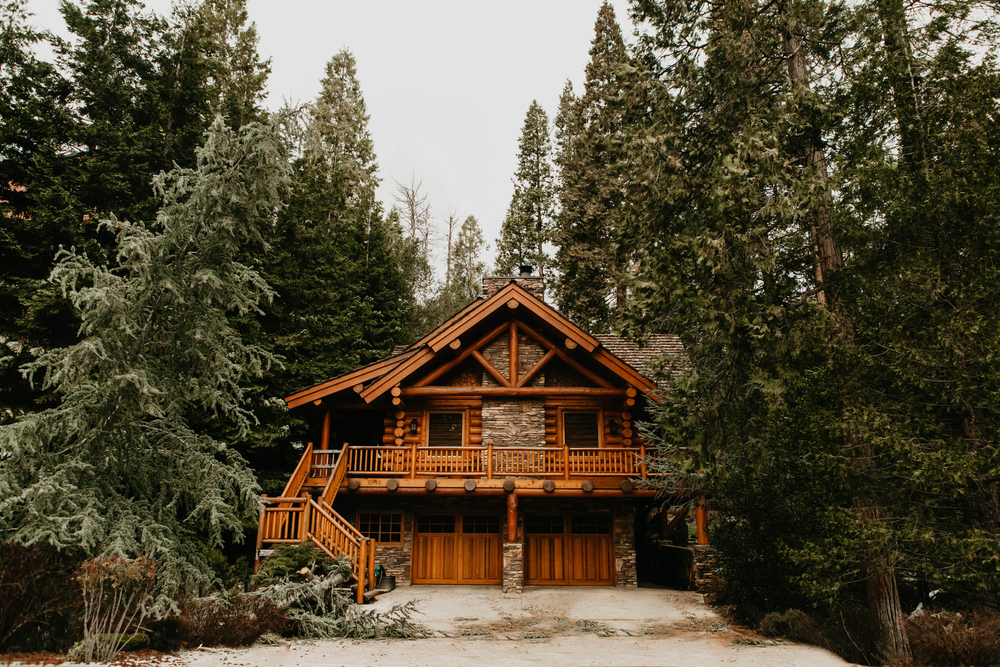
[559,408,604,448]
[423,409,468,448]
[356,511,404,545]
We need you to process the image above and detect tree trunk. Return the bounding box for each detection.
[780,8,911,663]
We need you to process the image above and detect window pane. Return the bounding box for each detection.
[463,515,500,534]
[417,515,456,533]
[358,512,402,543]
[428,413,463,447]
[570,515,611,535]
[564,412,599,447]
[525,515,563,534]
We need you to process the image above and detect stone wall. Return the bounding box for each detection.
[481,398,546,448]
[692,545,719,594]
[614,509,638,587]
[502,542,524,594]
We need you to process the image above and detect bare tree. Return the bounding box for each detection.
[443,209,460,288]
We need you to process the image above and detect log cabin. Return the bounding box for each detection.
[256,269,699,600]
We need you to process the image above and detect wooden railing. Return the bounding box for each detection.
[279,442,314,498]
[255,493,374,603]
[319,448,350,505]
[345,445,654,479]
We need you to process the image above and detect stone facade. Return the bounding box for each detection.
[502,542,524,594]
[692,545,719,594]
[482,275,545,301]
[481,398,545,448]
[614,509,639,587]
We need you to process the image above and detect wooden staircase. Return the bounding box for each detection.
[255,444,375,603]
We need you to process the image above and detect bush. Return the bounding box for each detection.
[255,544,350,582]
[759,609,826,647]
[0,543,82,652]
[906,608,1000,667]
[74,556,156,663]
[178,590,288,647]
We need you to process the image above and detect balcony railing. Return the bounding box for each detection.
[316,445,657,479]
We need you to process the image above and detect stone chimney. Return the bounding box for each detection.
[482,265,545,301]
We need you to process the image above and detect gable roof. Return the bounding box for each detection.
[284,283,685,409]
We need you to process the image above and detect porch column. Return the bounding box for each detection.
[695,496,710,545]
[321,410,331,451]
[503,492,523,594]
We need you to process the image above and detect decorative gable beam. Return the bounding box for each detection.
[517,322,614,389]
[359,347,436,403]
[517,348,555,388]
[427,283,598,353]
[412,321,510,388]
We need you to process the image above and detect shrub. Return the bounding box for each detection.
[73,556,155,663]
[178,590,288,647]
[906,608,1000,667]
[255,544,348,582]
[258,578,419,639]
[759,609,826,647]
[0,543,82,652]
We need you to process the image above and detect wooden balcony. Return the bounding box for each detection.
[309,445,659,481]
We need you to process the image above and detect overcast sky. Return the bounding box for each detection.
[25,0,637,274]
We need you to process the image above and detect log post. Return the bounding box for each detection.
[254,495,266,573]
[563,445,570,480]
[487,445,493,480]
[640,445,647,479]
[695,497,709,545]
[357,539,368,604]
[321,411,331,452]
[509,321,518,387]
[300,493,311,543]
[368,540,375,595]
[410,441,418,479]
[507,493,518,543]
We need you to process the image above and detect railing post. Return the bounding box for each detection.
[640,445,647,479]
[300,493,311,542]
[410,442,417,479]
[368,540,376,594]
[255,495,267,573]
[563,446,570,480]
[357,539,368,604]
[487,445,493,480]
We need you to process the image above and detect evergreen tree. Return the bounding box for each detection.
[448,215,487,303]
[495,100,555,277]
[553,2,631,332]
[199,0,270,130]
[0,117,288,594]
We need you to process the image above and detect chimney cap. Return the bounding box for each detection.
[519,265,534,277]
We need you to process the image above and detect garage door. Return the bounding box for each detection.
[525,514,615,585]
[412,514,503,584]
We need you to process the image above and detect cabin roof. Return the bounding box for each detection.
[285,283,685,409]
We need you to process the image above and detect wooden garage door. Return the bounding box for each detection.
[525,514,615,585]
[412,514,503,584]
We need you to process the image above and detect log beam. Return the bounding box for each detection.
[401,386,625,397]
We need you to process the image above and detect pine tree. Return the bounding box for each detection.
[199,0,270,130]
[0,117,288,594]
[495,100,555,277]
[450,215,487,303]
[553,2,631,332]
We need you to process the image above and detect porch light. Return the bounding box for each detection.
[410,418,419,435]
[609,420,619,436]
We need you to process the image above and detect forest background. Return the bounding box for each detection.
[2,0,1000,665]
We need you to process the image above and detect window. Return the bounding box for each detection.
[358,512,402,543]
[428,412,463,447]
[463,515,501,534]
[570,515,611,535]
[525,515,563,535]
[563,411,600,447]
[417,515,456,533]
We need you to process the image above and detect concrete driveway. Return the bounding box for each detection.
[181,585,851,667]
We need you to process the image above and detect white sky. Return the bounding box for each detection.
[25,0,636,275]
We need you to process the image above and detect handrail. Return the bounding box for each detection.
[279,442,314,498]
[342,444,658,478]
[307,498,370,603]
[320,448,350,506]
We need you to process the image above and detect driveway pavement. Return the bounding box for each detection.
[178,584,851,667]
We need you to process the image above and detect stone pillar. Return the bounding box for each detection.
[502,542,524,594]
[614,509,638,587]
[692,545,719,594]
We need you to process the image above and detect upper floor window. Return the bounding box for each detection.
[563,411,600,448]
[428,412,463,447]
